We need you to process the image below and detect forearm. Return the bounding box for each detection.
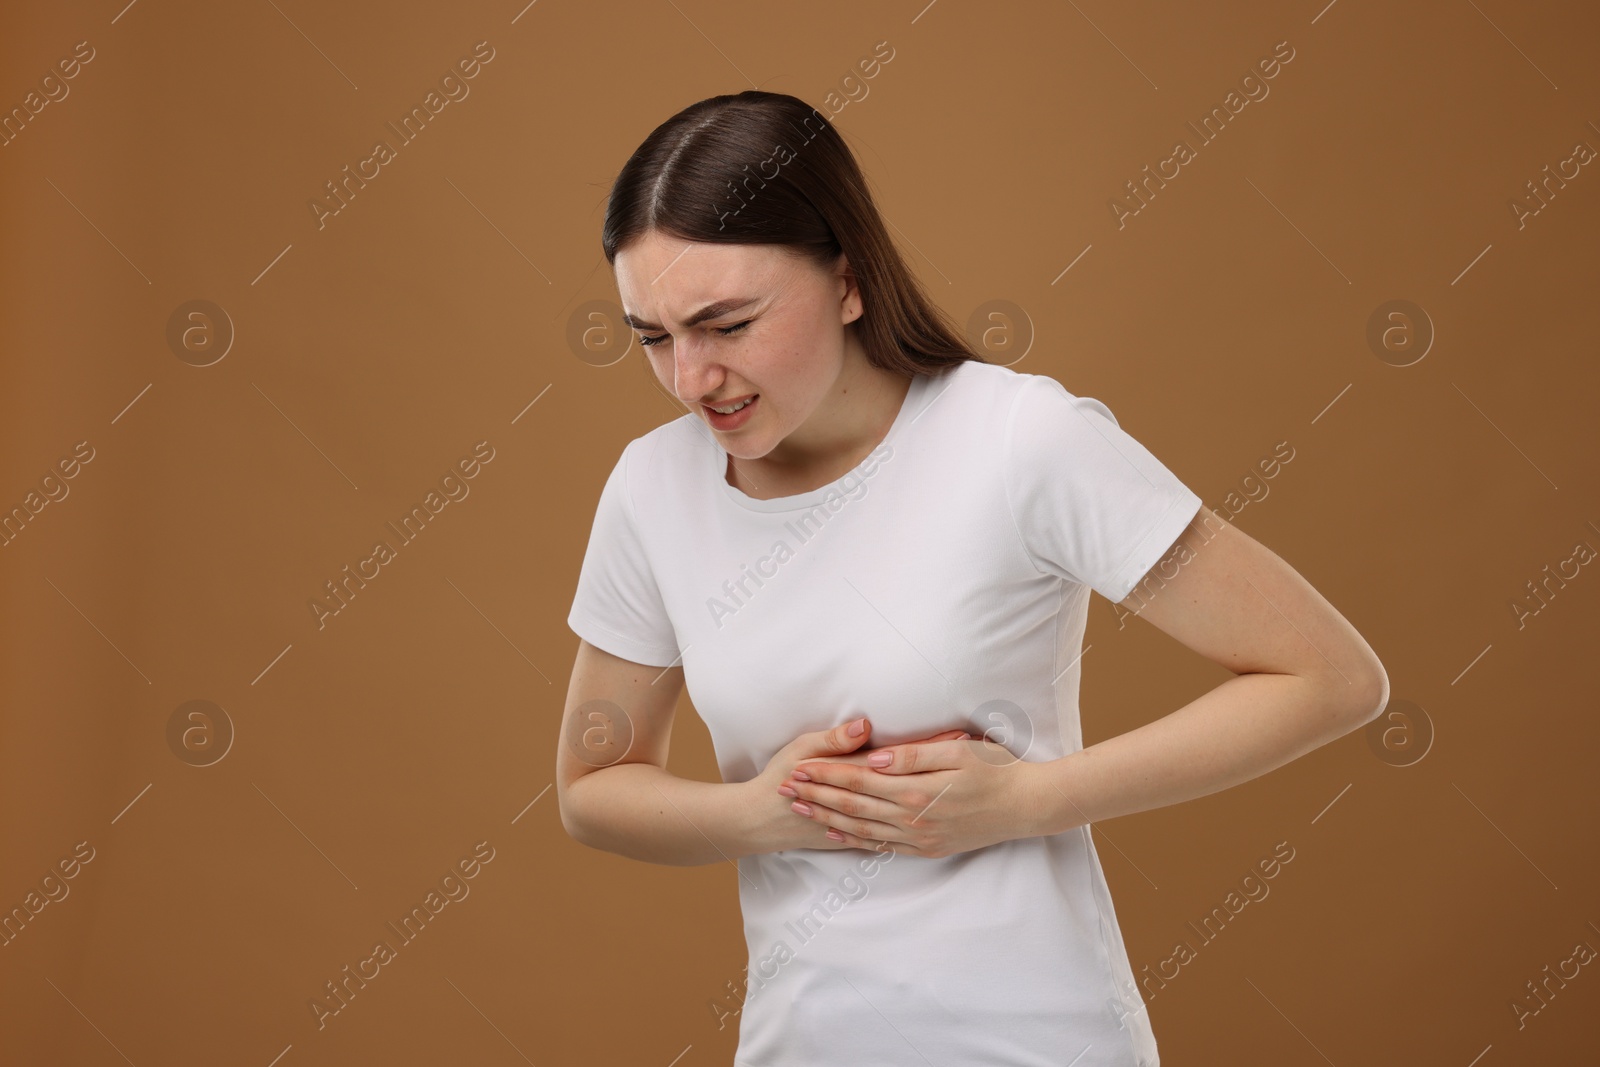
[564,762,760,867]
[1031,670,1384,834]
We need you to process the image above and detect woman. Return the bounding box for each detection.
[558,90,1388,1067]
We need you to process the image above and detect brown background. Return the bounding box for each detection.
[3,0,1597,1064]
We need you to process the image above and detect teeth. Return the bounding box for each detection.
[710,397,753,414]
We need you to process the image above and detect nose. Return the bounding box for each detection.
[668,336,722,407]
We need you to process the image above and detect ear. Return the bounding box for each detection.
[834,252,862,324]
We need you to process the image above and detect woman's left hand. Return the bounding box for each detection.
[778,738,1056,858]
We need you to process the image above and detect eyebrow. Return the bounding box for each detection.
[621,296,759,332]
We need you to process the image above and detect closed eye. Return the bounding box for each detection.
[638,320,751,347]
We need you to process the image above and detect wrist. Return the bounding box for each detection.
[728,778,766,858]
[1024,753,1089,837]
[732,776,796,858]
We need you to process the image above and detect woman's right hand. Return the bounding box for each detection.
[744,718,969,853]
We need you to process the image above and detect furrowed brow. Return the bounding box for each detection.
[622,296,759,332]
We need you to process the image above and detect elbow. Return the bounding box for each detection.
[1303,650,1389,732]
[557,783,593,848]
[1343,657,1391,727]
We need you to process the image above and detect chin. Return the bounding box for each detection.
[723,441,768,460]
[719,433,773,458]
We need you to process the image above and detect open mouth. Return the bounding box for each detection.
[704,394,758,428]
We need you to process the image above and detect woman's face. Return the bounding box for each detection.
[613,229,862,463]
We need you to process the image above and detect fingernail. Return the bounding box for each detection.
[777,784,797,797]
[868,752,892,767]
[959,732,973,740]
[847,717,866,737]
[791,769,811,781]
[791,801,814,817]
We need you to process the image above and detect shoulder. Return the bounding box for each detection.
[600,412,710,519]
[934,359,1086,404]
[930,360,1119,440]
[612,411,705,473]
[908,361,1126,469]
[921,358,1059,422]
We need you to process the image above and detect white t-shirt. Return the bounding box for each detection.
[567,358,1202,1066]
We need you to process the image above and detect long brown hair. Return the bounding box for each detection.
[602,91,986,377]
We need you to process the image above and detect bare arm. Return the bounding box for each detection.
[567,764,766,867]
[558,640,971,865]
[557,640,767,866]
[1028,509,1389,833]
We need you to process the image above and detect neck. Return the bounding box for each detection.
[762,341,910,476]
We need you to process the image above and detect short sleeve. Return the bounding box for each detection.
[1003,374,1203,602]
[566,442,682,667]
